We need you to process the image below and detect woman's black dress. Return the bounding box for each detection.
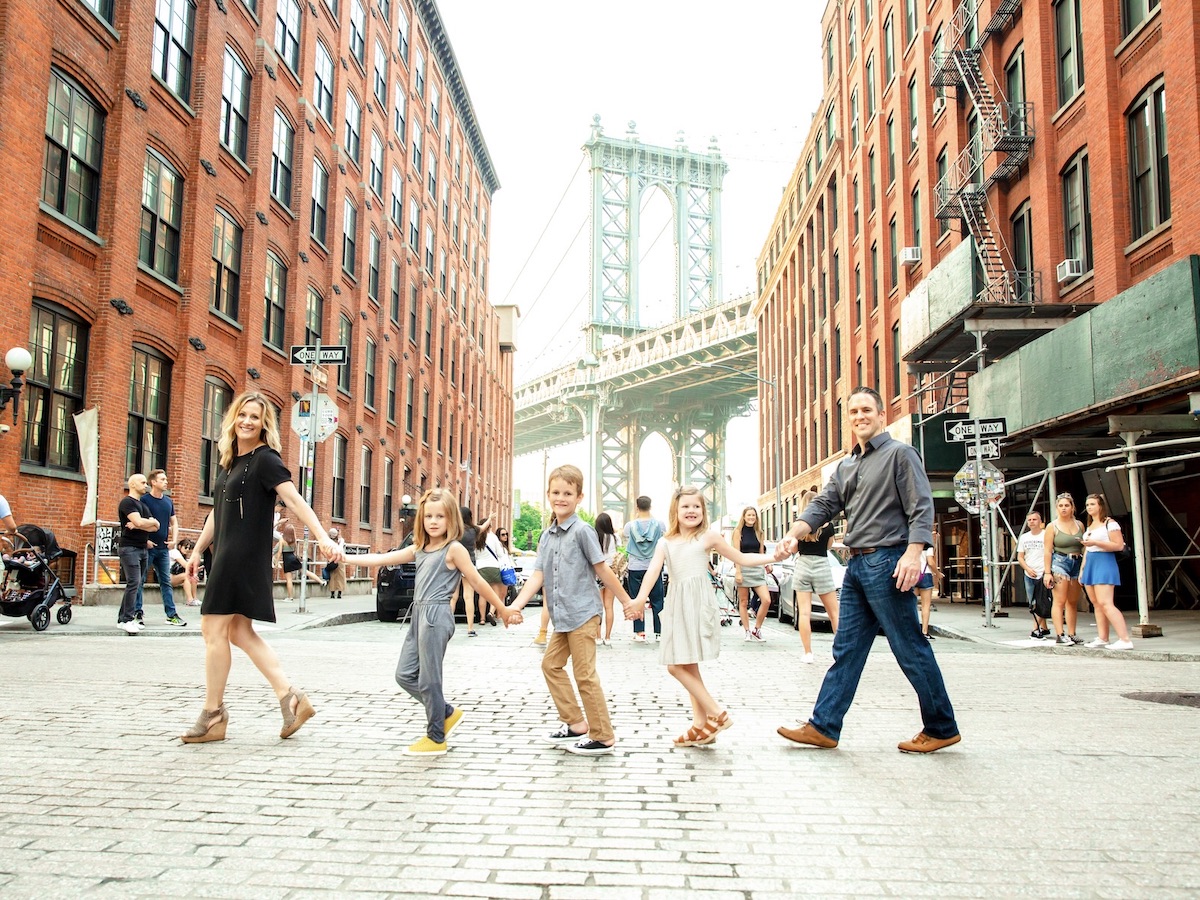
[202,446,292,623]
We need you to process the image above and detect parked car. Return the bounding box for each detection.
[376,557,415,622]
[777,550,847,628]
[511,549,541,606]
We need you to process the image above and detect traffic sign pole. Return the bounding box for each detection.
[972,424,995,627]
[297,339,321,615]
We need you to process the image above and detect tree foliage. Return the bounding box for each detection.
[513,502,545,551]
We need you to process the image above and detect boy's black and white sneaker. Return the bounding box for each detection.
[566,739,615,756]
[545,723,588,744]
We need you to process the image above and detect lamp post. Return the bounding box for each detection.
[700,362,783,539]
[0,347,34,426]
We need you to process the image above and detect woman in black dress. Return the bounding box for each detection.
[180,391,342,743]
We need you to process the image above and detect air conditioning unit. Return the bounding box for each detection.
[932,96,947,116]
[1056,258,1084,283]
[901,246,922,267]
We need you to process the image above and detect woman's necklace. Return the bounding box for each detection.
[225,446,260,519]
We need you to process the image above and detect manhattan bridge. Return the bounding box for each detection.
[513,118,763,524]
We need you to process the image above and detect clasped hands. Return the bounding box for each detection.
[621,598,645,621]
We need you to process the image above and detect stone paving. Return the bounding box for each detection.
[0,615,1198,898]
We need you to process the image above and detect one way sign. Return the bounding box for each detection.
[943,417,1007,443]
[289,345,349,365]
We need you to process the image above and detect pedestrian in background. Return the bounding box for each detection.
[510,465,633,756]
[325,526,347,598]
[732,506,772,642]
[916,546,943,641]
[623,495,666,643]
[354,490,518,756]
[594,513,620,645]
[460,507,483,635]
[790,489,840,663]
[179,391,341,744]
[476,517,509,625]
[630,487,775,748]
[142,469,185,627]
[1080,493,1133,650]
[1017,511,1050,639]
[775,387,960,754]
[1042,493,1085,646]
[171,537,199,606]
[117,474,158,635]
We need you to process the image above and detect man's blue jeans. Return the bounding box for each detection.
[118,546,147,624]
[147,547,178,618]
[811,545,958,741]
[627,568,664,635]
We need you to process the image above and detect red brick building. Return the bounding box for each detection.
[756,0,1200,613]
[0,0,515,569]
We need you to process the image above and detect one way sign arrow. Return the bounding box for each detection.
[289,345,349,365]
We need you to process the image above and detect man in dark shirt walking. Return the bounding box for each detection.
[117,474,159,635]
[775,387,960,753]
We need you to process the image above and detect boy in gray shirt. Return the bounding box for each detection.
[511,465,634,755]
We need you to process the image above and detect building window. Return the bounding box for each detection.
[1062,149,1093,272]
[200,376,231,497]
[408,196,420,252]
[411,121,423,173]
[338,314,352,392]
[891,324,902,400]
[274,0,301,74]
[153,0,196,102]
[211,208,242,320]
[911,185,922,253]
[423,304,432,357]
[368,229,380,302]
[1011,201,1034,302]
[127,345,171,476]
[369,132,384,197]
[139,150,183,282]
[219,48,250,162]
[414,48,426,97]
[865,54,876,120]
[264,251,287,349]
[424,224,435,274]
[391,167,404,227]
[825,31,834,81]
[867,149,877,213]
[344,91,361,164]
[314,42,334,123]
[1005,45,1027,138]
[311,156,328,243]
[886,117,895,185]
[270,110,294,208]
[936,147,950,236]
[386,356,397,422]
[834,325,842,380]
[967,109,983,185]
[82,0,114,22]
[1122,0,1159,37]
[42,69,105,233]
[883,14,895,84]
[888,217,898,290]
[397,5,410,61]
[408,284,418,341]
[847,7,856,62]
[870,243,879,308]
[1128,82,1170,240]
[383,456,394,530]
[390,258,401,324]
[359,445,372,524]
[430,83,441,132]
[405,374,414,433]
[852,177,859,236]
[904,0,917,44]
[428,152,437,197]
[343,197,357,277]
[872,341,881,394]
[364,338,377,410]
[305,288,323,345]
[1054,0,1084,107]
[420,389,429,443]
[373,40,388,107]
[436,400,443,452]
[349,0,366,64]
[23,301,87,470]
[394,84,406,142]
[331,434,347,519]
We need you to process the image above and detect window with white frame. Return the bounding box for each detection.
[211,207,242,320]
[200,376,231,497]
[1128,81,1170,240]
[311,156,328,243]
[412,121,422,173]
[1062,149,1093,272]
[153,0,196,102]
[139,149,183,281]
[393,83,406,141]
[42,69,105,232]
[368,229,380,301]
[414,47,425,97]
[219,48,250,162]
[364,339,377,410]
[391,167,403,226]
[23,300,88,471]
[264,251,287,349]
[374,40,388,107]
[343,197,358,276]
[1122,0,1159,35]
[1054,0,1084,107]
[396,5,409,62]
[314,42,334,123]
[369,132,384,196]
[274,0,301,73]
[331,434,347,519]
[344,91,361,164]
[271,109,294,207]
[349,0,366,64]
[408,197,419,251]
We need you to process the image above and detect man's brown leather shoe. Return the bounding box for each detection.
[897,731,961,753]
[777,721,838,748]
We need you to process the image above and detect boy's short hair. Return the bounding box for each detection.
[635,495,652,511]
[548,464,584,493]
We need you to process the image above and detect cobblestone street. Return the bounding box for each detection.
[1,618,1198,898]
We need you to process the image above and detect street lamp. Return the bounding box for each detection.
[0,347,33,425]
[699,362,784,539]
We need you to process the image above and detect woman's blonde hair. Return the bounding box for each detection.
[666,486,709,539]
[798,489,823,542]
[413,489,464,549]
[217,391,282,470]
[732,506,763,550]
[1054,492,1076,513]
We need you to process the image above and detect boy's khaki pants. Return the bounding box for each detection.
[541,615,614,743]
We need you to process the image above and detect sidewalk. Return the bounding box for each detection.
[928,598,1200,661]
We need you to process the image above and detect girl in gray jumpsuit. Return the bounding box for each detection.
[354,490,518,755]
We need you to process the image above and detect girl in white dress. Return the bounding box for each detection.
[630,487,775,748]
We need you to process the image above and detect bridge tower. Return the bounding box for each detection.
[569,118,734,521]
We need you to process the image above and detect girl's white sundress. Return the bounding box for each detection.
[658,538,721,665]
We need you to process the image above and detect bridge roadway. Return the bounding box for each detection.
[513,295,760,457]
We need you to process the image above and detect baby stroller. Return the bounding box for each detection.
[710,570,737,627]
[0,524,71,631]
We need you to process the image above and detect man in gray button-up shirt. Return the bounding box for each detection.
[774,387,960,754]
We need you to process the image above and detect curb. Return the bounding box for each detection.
[930,624,1200,662]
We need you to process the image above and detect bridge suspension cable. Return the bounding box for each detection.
[497,157,585,307]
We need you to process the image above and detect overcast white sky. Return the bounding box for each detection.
[436,0,827,523]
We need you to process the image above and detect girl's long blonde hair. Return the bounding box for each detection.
[666,486,709,539]
[217,391,282,470]
[731,506,763,551]
[413,489,464,549]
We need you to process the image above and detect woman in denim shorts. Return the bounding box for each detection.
[1041,493,1084,646]
[790,491,840,663]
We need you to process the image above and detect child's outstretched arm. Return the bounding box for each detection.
[353,546,417,569]
[447,543,521,626]
[704,533,775,569]
[509,569,544,613]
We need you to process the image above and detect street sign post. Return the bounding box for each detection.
[290,345,349,365]
[290,394,338,441]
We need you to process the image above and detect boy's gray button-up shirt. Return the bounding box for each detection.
[534,513,604,632]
